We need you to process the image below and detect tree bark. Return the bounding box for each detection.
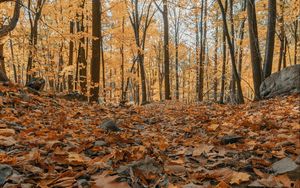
[68,21,74,92]
[90,0,101,102]
[263,0,276,79]
[217,0,244,104]
[163,0,171,100]
[246,0,262,100]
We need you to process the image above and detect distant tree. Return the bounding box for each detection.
[127,0,156,105]
[155,0,171,100]
[26,0,46,84]
[217,0,244,104]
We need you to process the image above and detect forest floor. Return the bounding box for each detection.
[0,83,299,188]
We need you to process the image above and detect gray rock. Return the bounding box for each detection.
[260,64,300,99]
[0,165,13,185]
[26,77,45,91]
[99,119,121,132]
[221,135,243,145]
[94,140,107,147]
[271,157,298,175]
[77,179,90,188]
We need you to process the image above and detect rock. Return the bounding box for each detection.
[94,140,107,147]
[271,157,298,175]
[98,119,121,132]
[287,166,300,181]
[63,91,87,101]
[0,165,13,185]
[26,77,45,91]
[77,179,90,188]
[295,155,300,165]
[260,64,300,99]
[221,135,243,145]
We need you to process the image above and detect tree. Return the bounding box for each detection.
[246,0,262,100]
[127,0,156,105]
[0,0,21,82]
[217,0,244,104]
[170,2,181,100]
[263,0,276,79]
[90,0,101,102]
[26,0,46,84]
[155,0,171,100]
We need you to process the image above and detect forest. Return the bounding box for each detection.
[0,0,299,187]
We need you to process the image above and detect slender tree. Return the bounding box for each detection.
[217,0,244,104]
[263,0,276,79]
[246,0,262,100]
[26,0,46,84]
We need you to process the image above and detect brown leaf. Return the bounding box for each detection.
[92,174,130,188]
[230,172,250,185]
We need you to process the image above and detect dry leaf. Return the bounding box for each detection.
[92,174,130,188]
[230,172,251,184]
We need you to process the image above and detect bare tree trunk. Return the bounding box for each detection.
[263,0,276,79]
[278,1,285,72]
[90,0,101,102]
[217,0,244,104]
[293,20,298,65]
[68,21,74,92]
[247,0,262,100]
[214,12,219,102]
[198,0,205,101]
[229,0,236,100]
[163,0,171,100]
[220,0,228,104]
[26,0,45,84]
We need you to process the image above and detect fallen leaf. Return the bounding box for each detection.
[208,124,219,131]
[192,144,214,156]
[92,174,130,188]
[0,136,16,146]
[0,129,15,136]
[230,172,250,184]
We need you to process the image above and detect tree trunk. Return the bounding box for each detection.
[90,0,101,102]
[26,0,45,84]
[263,0,276,79]
[214,12,219,102]
[220,0,228,104]
[163,0,171,100]
[198,0,205,101]
[294,20,298,65]
[68,21,74,92]
[217,0,244,104]
[247,0,262,100]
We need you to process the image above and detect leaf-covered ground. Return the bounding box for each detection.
[0,84,299,188]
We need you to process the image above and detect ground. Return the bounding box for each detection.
[0,83,299,187]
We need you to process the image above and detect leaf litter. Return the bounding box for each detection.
[0,83,299,187]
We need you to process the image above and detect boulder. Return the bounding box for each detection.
[260,65,300,99]
[26,77,45,91]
